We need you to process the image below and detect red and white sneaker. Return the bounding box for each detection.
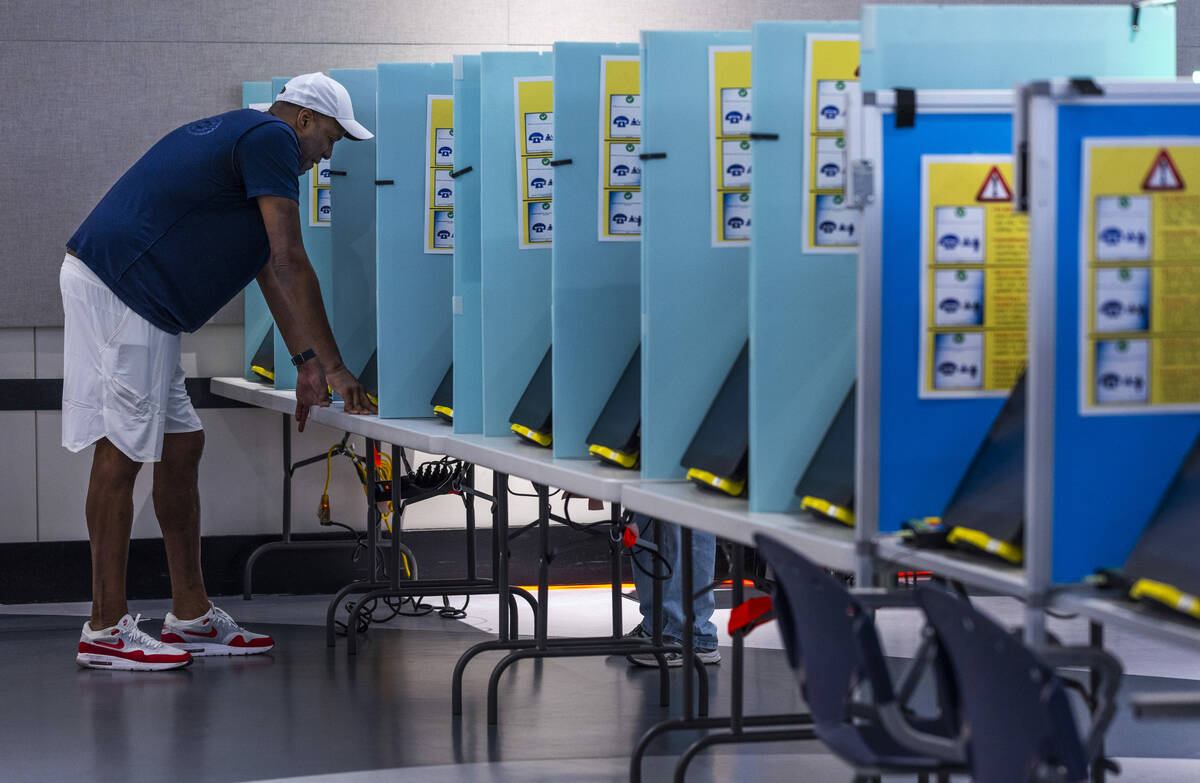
[161,603,274,657]
[77,614,192,671]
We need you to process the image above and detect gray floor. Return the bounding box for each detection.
[2,594,1200,783]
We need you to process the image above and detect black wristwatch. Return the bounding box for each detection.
[290,348,316,367]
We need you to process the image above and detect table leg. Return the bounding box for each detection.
[611,502,623,639]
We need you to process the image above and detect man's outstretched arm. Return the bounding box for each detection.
[255,194,376,428]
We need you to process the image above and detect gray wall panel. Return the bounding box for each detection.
[0,329,36,379]
[0,412,38,543]
[1182,46,1200,75]
[0,0,509,44]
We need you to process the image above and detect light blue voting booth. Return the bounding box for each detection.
[859,4,1176,93]
[749,21,857,513]
[453,55,484,434]
[270,75,335,392]
[640,30,750,480]
[478,51,553,437]
[551,42,640,459]
[328,67,378,384]
[857,4,1177,540]
[375,62,453,418]
[242,81,274,383]
[1025,81,1200,584]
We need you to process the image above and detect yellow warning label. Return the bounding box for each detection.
[919,155,1029,398]
[1081,139,1200,411]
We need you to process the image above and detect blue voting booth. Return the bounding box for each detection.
[639,30,751,481]
[478,51,553,437]
[865,99,1014,535]
[550,42,641,459]
[1025,83,1200,583]
[375,62,454,418]
[328,68,378,386]
[749,21,858,513]
[452,55,484,434]
[857,4,1177,542]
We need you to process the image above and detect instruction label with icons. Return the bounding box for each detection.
[309,154,333,227]
[919,156,1029,398]
[802,34,859,253]
[309,157,332,227]
[313,182,331,226]
[599,56,642,241]
[424,95,454,254]
[709,46,752,246]
[608,190,642,235]
[525,155,554,198]
[1080,138,1200,413]
[515,77,554,249]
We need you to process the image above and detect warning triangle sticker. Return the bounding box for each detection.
[1142,149,1185,191]
[975,166,1012,202]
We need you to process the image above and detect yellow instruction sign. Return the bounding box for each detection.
[514,77,554,249]
[1080,138,1200,413]
[919,155,1029,398]
[709,46,752,247]
[802,34,859,253]
[599,56,642,241]
[424,95,454,254]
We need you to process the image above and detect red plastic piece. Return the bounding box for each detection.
[728,595,775,635]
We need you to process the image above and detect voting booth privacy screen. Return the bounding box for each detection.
[375,62,454,419]
[234,3,1194,637]
[1026,83,1200,583]
[854,5,1176,607]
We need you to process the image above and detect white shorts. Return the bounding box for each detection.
[60,253,203,463]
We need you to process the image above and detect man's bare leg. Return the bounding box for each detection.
[153,429,211,621]
[86,438,142,629]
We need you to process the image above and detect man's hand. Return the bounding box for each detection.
[327,366,377,416]
[295,362,330,432]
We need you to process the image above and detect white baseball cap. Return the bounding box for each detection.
[274,72,373,141]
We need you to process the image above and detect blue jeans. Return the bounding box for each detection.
[629,514,718,650]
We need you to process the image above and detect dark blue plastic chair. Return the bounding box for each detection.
[915,584,1121,783]
[755,534,965,782]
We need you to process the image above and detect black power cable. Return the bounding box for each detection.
[328,449,471,637]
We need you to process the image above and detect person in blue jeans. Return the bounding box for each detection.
[625,513,721,666]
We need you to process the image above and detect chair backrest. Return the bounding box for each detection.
[915,584,1087,783]
[754,534,891,727]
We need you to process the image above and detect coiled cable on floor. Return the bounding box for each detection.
[334,594,471,636]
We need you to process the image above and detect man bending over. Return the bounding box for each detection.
[65,73,375,671]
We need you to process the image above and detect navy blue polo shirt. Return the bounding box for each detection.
[68,109,301,334]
